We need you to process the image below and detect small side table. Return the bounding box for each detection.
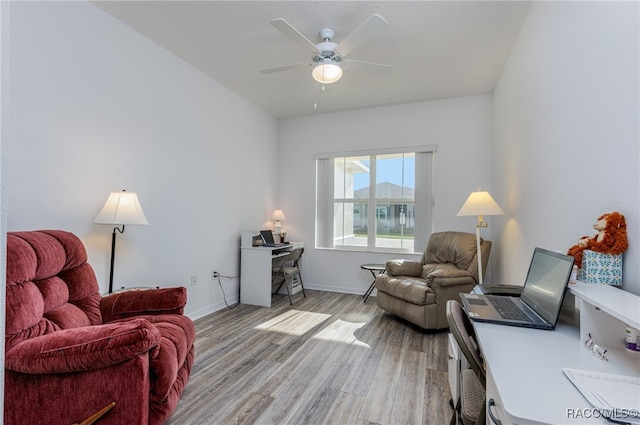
[361,263,386,303]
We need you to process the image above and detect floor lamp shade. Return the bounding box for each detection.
[94,191,149,225]
[457,191,504,221]
[94,190,148,293]
[457,190,504,285]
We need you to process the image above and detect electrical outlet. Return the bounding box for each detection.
[190,274,198,286]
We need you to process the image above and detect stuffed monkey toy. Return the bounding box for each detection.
[567,211,628,269]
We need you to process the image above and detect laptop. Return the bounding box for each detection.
[460,247,574,330]
[259,230,285,247]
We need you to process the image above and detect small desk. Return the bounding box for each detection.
[361,263,385,303]
[240,241,303,307]
[473,283,640,424]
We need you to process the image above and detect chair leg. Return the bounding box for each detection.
[284,276,293,305]
[271,269,282,286]
[298,272,306,298]
[274,279,285,294]
[272,268,286,294]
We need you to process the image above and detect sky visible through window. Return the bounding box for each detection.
[353,157,416,190]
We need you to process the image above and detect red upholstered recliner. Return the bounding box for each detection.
[4,230,196,425]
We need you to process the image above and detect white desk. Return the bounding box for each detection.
[474,283,640,424]
[240,241,303,307]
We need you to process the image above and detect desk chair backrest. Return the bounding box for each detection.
[284,246,303,265]
[447,300,485,383]
[447,300,486,425]
[272,247,304,276]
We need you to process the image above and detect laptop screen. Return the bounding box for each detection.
[521,248,575,325]
[260,230,275,245]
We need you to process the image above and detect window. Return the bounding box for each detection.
[316,146,436,253]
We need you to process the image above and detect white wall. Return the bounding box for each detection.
[278,96,494,294]
[6,1,637,319]
[492,1,640,295]
[6,2,279,318]
[0,1,8,418]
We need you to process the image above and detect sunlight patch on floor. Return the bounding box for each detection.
[312,319,371,348]
[254,310,332,336]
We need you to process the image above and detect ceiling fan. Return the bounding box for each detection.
[260,14,394,84]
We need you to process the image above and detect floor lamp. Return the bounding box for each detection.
[94,190,149,293]
[457,190,504,285]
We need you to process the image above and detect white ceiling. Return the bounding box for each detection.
[94,1,532,119]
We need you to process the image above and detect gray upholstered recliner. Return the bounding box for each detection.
[375,231,491,330]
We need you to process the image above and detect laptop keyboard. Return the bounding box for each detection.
[487,296,540,323]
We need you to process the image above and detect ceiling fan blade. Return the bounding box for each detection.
[336,14,388,57]
[345,59,394,76]
[270,18,319,53]
[260,62,309,74]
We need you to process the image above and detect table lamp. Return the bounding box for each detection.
[272,209,286,235]
[457,190,504,285]
[94,190,149,293]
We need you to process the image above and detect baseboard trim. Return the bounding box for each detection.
[187,296,239,321]
[186,284,374,320]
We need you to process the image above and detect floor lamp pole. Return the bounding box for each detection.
[475,225,483,285]
[108,225,125,294]
[475,217,488,286]
[457,191,503,286]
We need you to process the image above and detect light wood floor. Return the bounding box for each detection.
[166,290,453,425]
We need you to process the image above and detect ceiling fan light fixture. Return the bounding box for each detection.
[312,60,343,84]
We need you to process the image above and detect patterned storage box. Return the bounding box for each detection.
[577,250,623,285]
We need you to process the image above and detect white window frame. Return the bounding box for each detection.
[315,145,436,253]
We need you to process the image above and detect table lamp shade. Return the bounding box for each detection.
[457,191,504,217]
[94,191,149,225]
[272,209,286,222]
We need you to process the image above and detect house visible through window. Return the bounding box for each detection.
[315,146,436,253]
